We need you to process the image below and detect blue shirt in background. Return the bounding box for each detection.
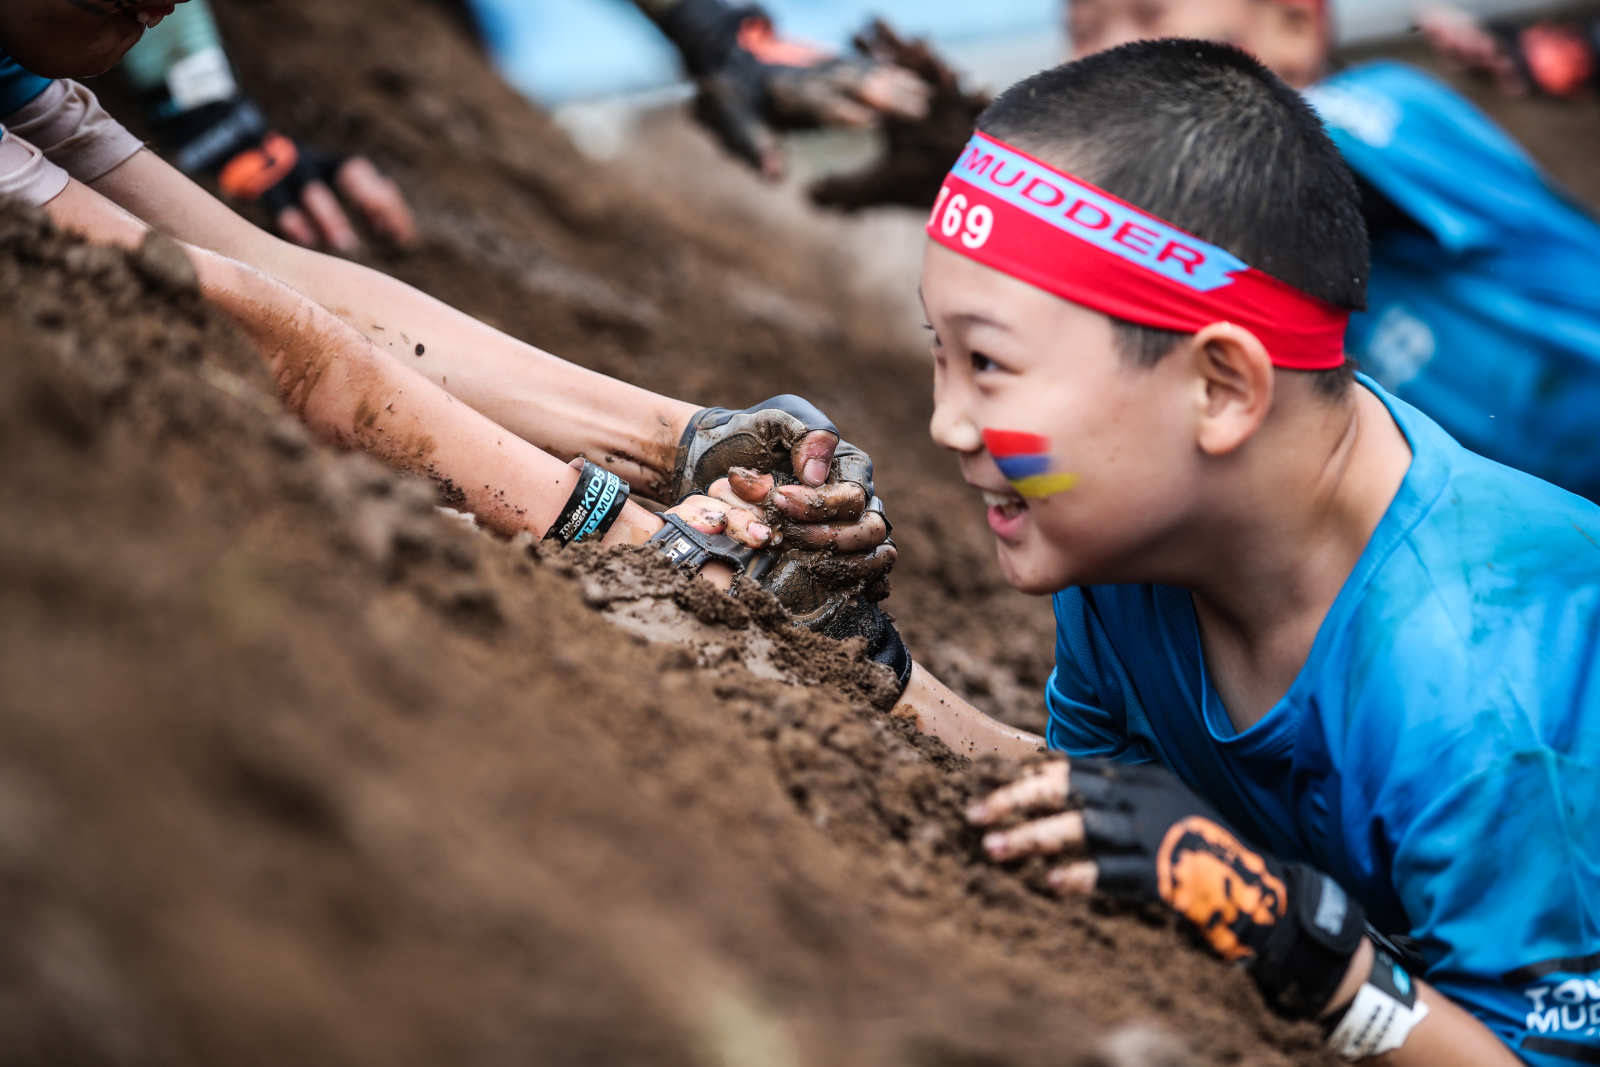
[1310,62,1600,502]
[1045,378,1600,1063]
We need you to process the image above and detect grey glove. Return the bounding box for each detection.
[673,394,875,500]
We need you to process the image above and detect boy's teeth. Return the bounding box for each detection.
[136,11,152,25]
[982,490,1022,509]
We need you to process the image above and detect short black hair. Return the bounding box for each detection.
[977,39,1367,397]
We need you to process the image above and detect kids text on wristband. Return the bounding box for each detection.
[982,429,1079,499]
[926,132,1350,371]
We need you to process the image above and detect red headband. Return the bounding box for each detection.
[926,132,1349,371]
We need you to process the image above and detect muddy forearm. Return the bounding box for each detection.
[188,246,663,544]
[892,663,1044,762]
[87,149,699,499]
[260,239,698,500]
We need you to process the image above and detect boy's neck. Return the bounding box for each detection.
[1183,383,1413,731]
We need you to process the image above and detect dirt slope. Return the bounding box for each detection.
[9,1,1597,1063]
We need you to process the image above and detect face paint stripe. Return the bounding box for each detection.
[982,429,1051,457]
[994,454,1053,480]
[1011,473,1080,499]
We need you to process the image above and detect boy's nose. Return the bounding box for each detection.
[929,400,983,454]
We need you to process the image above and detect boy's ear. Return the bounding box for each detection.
[1187,322,1274,457]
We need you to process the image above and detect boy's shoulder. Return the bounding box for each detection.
[1322,410,1600,760]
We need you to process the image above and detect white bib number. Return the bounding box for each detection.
[930,187,994,250]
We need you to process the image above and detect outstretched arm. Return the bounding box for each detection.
[42,175,672,546]
[121,0,416,251]
[969,762,1522,1065]
[86,147,702,499]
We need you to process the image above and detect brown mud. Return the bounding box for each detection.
[6,3,1597,1064]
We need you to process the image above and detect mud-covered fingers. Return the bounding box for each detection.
[726,467,777,505]
[774,481,868,523]
[814,91,876,128]
[1046,861,1099,896]
[779,510,887,553]
[830,541,897,583]
[791,428,840,487]
[982,811,1086,862]
[853,64,931,118]
[299,180,360,253]
[719,503,775,549]
[965,761,1070,825]
[335,156,419,247]
[663,494,729,535]
[704,480,778,547]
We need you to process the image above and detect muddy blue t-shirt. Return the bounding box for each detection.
[1046,378,1600,1064]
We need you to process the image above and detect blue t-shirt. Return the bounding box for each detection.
[1046,379,1600,1063]
[1307,62,1600,503]
[0,50,51,126]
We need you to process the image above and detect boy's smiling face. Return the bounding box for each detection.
[921,241,1201,596]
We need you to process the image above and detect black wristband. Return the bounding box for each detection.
[818,597,912,695]
[1248,864,1367,1020]
[544,461,631,546]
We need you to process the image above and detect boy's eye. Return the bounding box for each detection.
[970,351,998,373]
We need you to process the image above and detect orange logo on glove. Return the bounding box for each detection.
[218,133,299,201]
[1156,816,1288,961]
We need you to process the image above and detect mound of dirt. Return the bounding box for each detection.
[18,2,1597,1063]
[0,199,1327,1065]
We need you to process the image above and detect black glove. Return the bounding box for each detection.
[816,594,912,695]
[154,96,346,219]
[651,518,909,696]
[1072,760,1366,1020]
[673,394,875,503]
[645,0,908,173]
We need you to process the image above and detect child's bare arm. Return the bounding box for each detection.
[42,177,675,547]
[86,149,701,491]
[891,663,1044,762]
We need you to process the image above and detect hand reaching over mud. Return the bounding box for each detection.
[808,21,991,213]
[639,0,929,178]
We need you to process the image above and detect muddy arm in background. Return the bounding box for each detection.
[40,173,730,554]
[85,147,888,562]
[86,147,703,501]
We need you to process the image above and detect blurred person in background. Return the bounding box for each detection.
[120,0,416,253]
[1418,3,1600,99]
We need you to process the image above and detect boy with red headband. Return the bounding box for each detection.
[906,39,1599,1065]
[1065,0,1600,505]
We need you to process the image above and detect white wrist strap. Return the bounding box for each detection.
[1326,949,1430,1061]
